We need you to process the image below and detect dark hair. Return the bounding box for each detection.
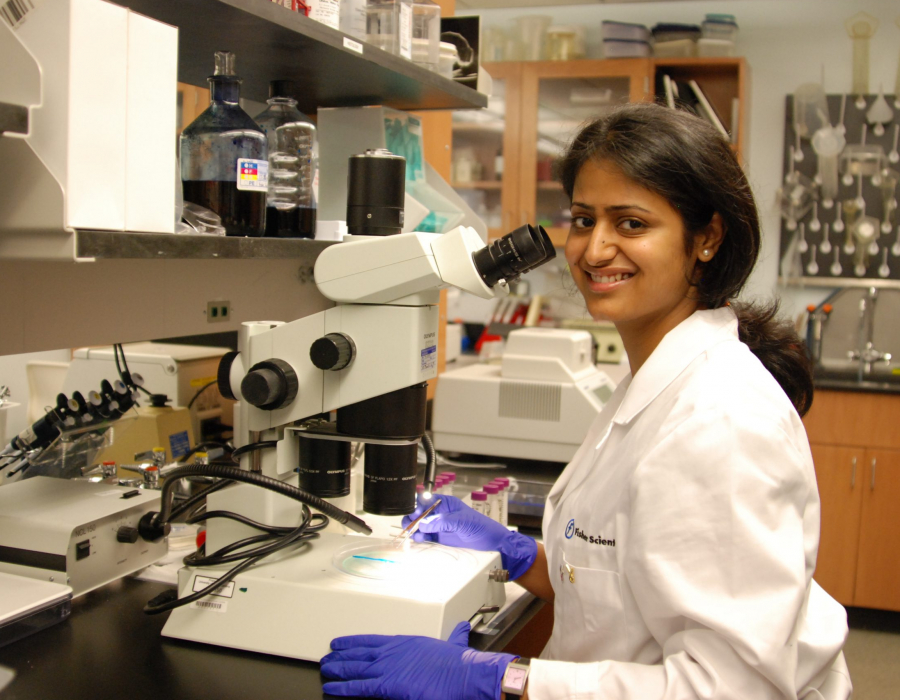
[558,103,813,416]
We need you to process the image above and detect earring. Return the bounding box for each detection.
[702,249,710,258]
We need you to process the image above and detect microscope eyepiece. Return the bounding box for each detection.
[472,224,556,288]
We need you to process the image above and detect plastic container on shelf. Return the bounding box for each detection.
[697,38,735,57]
[340,0,367,40]
[652,39,697,58]
[254,80,318,239]
[702,14,738,42]
[482,26,508,62]
[603,39,651,58]
[651,23,701,43]
[601,20,650,42]
[547,26,583,61]
[438,41,459,78]
[411,0,440,70]
[514,15,551,61]
[367,0,414,60]
[180,51,267,237]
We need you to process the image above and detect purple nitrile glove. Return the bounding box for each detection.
[321,621,516,700]
[401,495,537,581]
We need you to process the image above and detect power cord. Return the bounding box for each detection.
[142,462,372,615]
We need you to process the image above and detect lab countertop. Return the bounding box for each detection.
[814,377,900,395]
[0,574,542,700]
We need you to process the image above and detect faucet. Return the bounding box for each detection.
[848,287,892,381]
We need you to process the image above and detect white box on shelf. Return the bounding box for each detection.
[125,11,178,234]
[0,0,178,238]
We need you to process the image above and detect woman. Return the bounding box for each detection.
[320,103,852,700]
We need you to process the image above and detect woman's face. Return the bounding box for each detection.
[565,159,709,329]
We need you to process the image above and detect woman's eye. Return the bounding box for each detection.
[571,216,594,230]
[619,219,646,233]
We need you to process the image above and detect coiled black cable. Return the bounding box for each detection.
[152,463,371,535]
[231,440,278,463]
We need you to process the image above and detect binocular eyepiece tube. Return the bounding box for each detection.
[472,223,557,288]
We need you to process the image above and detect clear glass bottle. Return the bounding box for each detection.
[180,51,267,237]
[255,80,318,239]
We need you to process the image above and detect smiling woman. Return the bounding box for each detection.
[558,102,813,415]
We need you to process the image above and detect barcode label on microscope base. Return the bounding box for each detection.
[190,600,228,613]
[1,0,35,29]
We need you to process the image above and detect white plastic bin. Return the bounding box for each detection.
[603,39,651,58]
[697,38,735,57]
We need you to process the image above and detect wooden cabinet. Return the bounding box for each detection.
[854,448,900,610]
[804,390,900,611]
[451,57,747,247]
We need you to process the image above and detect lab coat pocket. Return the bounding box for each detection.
[557,555,628,661]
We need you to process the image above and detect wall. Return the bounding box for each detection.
[462,0,900,320]
[0,349,71,442]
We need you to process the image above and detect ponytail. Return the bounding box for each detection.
[732,301,814,417]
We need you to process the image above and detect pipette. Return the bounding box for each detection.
[392,498,442,548]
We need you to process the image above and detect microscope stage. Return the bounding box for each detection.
[161,532,505,661]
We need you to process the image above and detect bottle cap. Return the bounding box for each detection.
[269,79,298,99]
[493,477,510,486]
[483,484,500,495]
[471,491,488,501]
[443,472,456,481]
[214,50,237,77]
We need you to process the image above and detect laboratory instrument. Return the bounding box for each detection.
[432,328,617,463]
[809,202,821,233]
[821,223,832,255]
[0,477,167,596]
[255,81,318,239]
[152,150,556,660]
[0,573,71,649]
[845,11,878,108]
[393,498,442,546]
[878,248,891,278]
[180,51,267,237]
[889,125,900,164]
[806,244,819,276]
[64,343,233,445]
[0,0,177,236]
[866,86,894,136]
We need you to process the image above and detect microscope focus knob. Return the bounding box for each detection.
[240,359,299,410]
[310,333,356,371]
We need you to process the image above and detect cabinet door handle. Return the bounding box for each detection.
[871,458,877,490]
[850,456,857,488]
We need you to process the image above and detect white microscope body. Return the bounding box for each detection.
[162,221,556,660]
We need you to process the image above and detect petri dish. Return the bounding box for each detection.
[332,538,465,581]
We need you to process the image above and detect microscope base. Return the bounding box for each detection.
[161,532,505,661]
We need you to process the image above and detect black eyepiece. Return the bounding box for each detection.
[472,224,556,288]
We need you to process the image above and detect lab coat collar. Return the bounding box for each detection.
[612,307,739,425]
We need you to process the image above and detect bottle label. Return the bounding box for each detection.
[236,159,269,191]
[398,2,412,60]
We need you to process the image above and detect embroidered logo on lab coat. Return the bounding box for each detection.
[565,519,575,539]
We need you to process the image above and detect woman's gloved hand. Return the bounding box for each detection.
[401,495,537,580]
[321,621,516,700]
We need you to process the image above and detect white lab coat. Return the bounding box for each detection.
[528,307,851,700]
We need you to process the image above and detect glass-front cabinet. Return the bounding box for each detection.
[453,59,653,246]
[451,63,522,240]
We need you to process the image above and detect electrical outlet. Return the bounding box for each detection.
[206,301,231,323]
